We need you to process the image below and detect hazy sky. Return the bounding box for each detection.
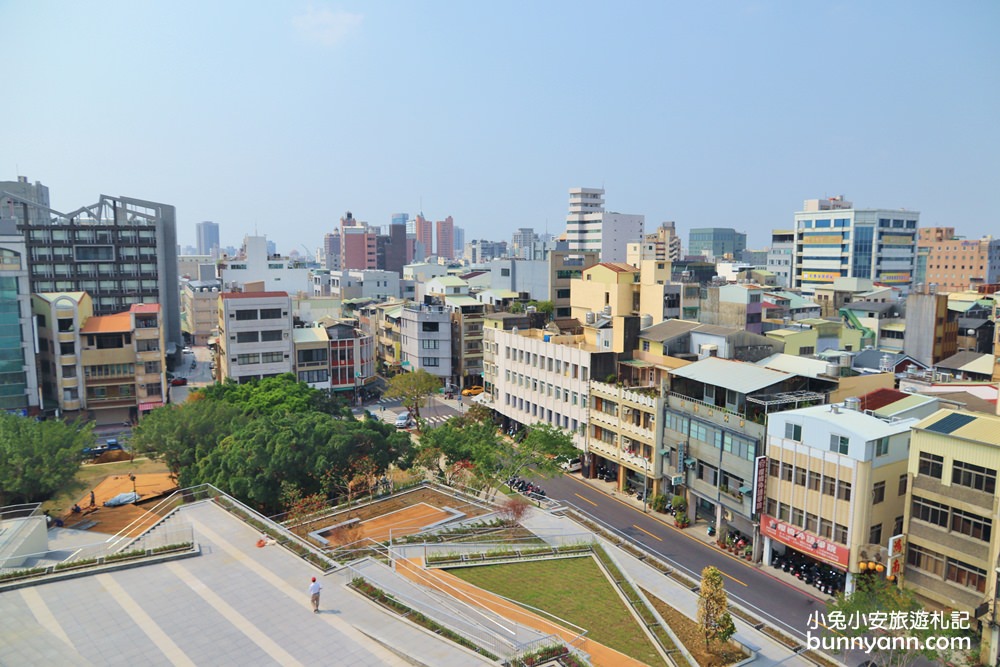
[2,1,997,253]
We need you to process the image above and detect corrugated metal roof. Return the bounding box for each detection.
[873,394,936,417]
[669,357,790,394]
[429,276,467,286]
[936,351,994,376]
[80,312,132,333]
[446,295,481,307]
[639,319,701,342]
[755,353,829,378]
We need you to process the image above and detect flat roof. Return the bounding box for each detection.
[220,291,289,299]
[670,357,791,394]
[80,312,132,334]
[445,295,481,307]
[292,328,328,343]
[755,353,830,379]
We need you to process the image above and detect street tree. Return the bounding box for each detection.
[414,419,493,485]
[383,369,440,419]
[472,422,577,501]
[824,573,972,667]
[697,566,736,652]
[0,413,92,505]
[197,373,346,417]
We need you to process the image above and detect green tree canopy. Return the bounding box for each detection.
[0,413,92,505]
[196,373,350,418]
[383,369,440,419]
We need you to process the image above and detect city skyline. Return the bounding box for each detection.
[2,1,997,250]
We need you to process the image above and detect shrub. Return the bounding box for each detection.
[671,494,687,512]
[649,493,668,513]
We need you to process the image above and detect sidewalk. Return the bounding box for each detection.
[570,472,834,603]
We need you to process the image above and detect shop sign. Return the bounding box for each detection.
[803,271,841,282]
[760,514,850,568]
[752,456,767,514]
[879,272,911,283]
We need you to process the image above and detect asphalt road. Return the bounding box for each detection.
[539,472,828,643]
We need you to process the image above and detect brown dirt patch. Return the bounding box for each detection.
[641,588,747,667]
[92,449,135,464]
[290,486,491,545]
[60,472,179,537]
[321,503,454,545]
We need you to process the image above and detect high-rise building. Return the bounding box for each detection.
[414,214,434,257]
[644,221,682,263]
[793,196,918,296]
[915,227,1000,294]
[453,226,464,256]
[512,228,538,259]
[435,216,454,260]
[767,230,795,289]
[565,187,644,263]
[688,227,747,260]
[196,221,220,257]
[323,232,341,271]
[1,183,182,357]
[0,216,39,414]
[338,212,377,271]
[384,215,408,275]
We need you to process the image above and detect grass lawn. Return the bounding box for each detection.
[42,457,171,514]
[450,556,662,666]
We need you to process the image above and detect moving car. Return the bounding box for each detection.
[394,412,414,429]
[461,385,484,397]
[170,377,188,386]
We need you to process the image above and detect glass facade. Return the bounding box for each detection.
[0,276,28,411]
[852,226,874,278]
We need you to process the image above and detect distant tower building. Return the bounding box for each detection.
[565,187,643,263]
[793,196,919,296]
[643,222,681,264]
[340,212,378,270]
[436,216,455,260]
[688,227,747,260]
[196,221,220,257]
[453,226,464,256]
[511,227,538,259]
[916,227,1000,293]
[385,215,408,275]
[414,214,434,257]
[324,232,341,271]
[266,240,277,257]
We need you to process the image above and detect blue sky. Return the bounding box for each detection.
[2,1,997,253]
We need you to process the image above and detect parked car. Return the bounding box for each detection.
[82,439,124,458]
[558,457,583,472]
[394,412,414,429]
[170,377,188,386]
[461,385,484,397]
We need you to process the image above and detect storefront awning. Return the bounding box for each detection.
[138,401,164,412]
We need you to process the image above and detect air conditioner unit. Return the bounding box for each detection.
[723,509,733,521]
[670,475,684,486]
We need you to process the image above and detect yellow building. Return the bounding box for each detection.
[902,409,1000,660]
[570,262,639,322]
[764,327,818,357]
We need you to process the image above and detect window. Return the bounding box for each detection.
[951,508,992,542]
[833,524,848,544]
[872,481,885,504]
[945,559,987,593]
[918,452,943,479]
[952,460,997,494]
[261,329,284,342]
[869,524,883,544]
[907,544,945,577]
[898,474,907,497]
[421,322,439,332]
[837,481,852,501]
[236,331,259,343]
[875,437,889,456]
[781,463,793,482]
[830,434,849,455]
[235,309,258,321]
[911,496,948,527]
[784,423,801,441]
[769,459,780,478]
[893,516,903,535]
[261,352,284,364]
[795,467,806,486]
[237,353,261,365]
[799,346,815,355]
[808,471,822,491]
[259,308,282,319]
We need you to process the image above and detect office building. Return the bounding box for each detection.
[916,227,1000,294]
[0,218,40,414]
[565,187,644,263]
[384,216,408,275]
[435,216,455,260]
[196,221,220,258]
[2,186,182,358]
[688,228,747,260]
[767,230,795,289]
[399,301,452,381]
[217,236,312,294]
[453,226,464,256]
[793,196,919,296]
[414,214,434,258]
[216,292,293,384]
[323,232,341,271]
[511,228,538,259]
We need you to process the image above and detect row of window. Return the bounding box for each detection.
[666,411,757,461]
[235,352,287,365]
[27,228,157,242]
[907,544,986,593]
[234,330,285,343]
[504,347,589,380]
[504,393,580,434]
[911,495,992,542]
[84,363,135,378]
[765,499,849,544]
[503,370,587,406]
[768,460,854,500]
[918,452,997,493]
[233,308,284,321]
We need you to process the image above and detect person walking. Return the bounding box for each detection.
[89,490,96,508]
[308,577,322,613]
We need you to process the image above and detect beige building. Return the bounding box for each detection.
[588,380,665,495]
[33,292,166,424]
[570,262,639,323]
[917,227,1000,294]
[902,409,1000,659]
[216,291,293,383]
[764,402,920,593]
[181,280,220,345]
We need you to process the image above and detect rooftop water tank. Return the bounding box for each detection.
[640,314,653,329]
[585,312,596,325]
[826,363,840,377]
[602,305,612,316]
[844,396,861,412]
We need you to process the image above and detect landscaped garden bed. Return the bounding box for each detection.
[642,587,748,667]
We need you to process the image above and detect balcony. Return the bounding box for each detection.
[587,438,619,460]
[136,349,161,362]
[134,327,159,340]
[59,354,76,366]
[63,398,81,412]
[60,376,79,389]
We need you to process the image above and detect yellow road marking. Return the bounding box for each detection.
[574,493,598,507]
[720,570,747,587]
[632,524,663,541]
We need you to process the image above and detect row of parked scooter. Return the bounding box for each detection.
[506,477,547,498]
[594,465,617,483]
[771,551,846,596]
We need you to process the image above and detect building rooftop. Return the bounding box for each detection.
[786,403,919,440]
[639,319,701,343]
[935,351,994,377]
[669,357,791,394]
[591,262,638,274]
[873,393,939,418]
[292,327,329,344]
[80,312,132,334]
[842,300,901,315]
[445,295,481,308]
[129,303,160,314]
[35,291,87,304]
[220,291,289,299]
[755,353,830,379]
[914,409,1000,447]
[858,388,909,412]
[428,275,467,287]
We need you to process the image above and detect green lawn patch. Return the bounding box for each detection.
[449,556,662,666]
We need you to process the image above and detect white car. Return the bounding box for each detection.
[394,412,414,429]
[559,457,582,472]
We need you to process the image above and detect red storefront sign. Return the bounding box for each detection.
[760,514,850,569]
[752,456,767,515]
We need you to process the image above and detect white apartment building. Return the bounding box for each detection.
[328,269,400,302]
[565,187,644,263]
[216,292,293,383]
[767,230,794,289]
[793,196,919,297]
[486,327,616,449]
[218,235,312,295]
[399,302,453,382]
